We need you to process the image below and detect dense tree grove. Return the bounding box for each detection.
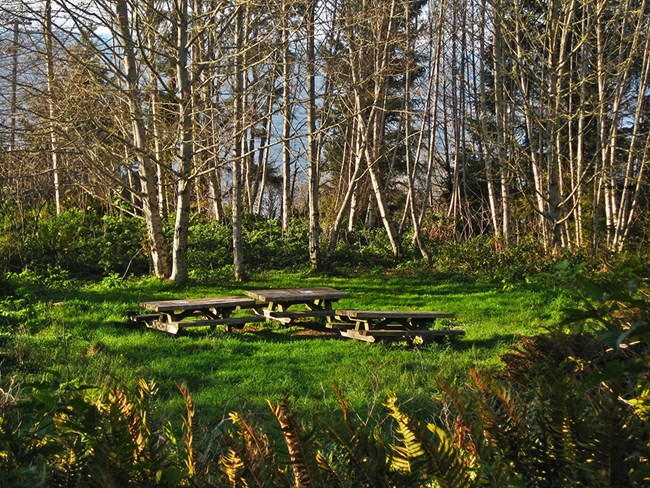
[0,0,648,280]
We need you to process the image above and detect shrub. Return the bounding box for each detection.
[243,217,309,270]
[98,214,148,276]
[187,215,311,272]
[329,226,398,269]
[6,209,148,278]
[187,218,233,270]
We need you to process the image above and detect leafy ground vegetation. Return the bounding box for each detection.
[0,214,648,486]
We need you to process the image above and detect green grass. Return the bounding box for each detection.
[5,269,573,425]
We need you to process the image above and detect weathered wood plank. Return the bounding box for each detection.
[339,329,376,342]
[141,297,256,312]
[148,319,180,335]
[336,310,455,320]
[244,287,349,303]
[355,329,465,337]
[265,310,334,318]
[146,316,264,335]
[260,309,334,325]
[326,322,356,329]
[340,328,464,343]
[175,317,264,328]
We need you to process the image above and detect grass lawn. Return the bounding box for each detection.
[5,269,573,425]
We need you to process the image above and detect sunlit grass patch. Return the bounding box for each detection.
[5,269,571,424]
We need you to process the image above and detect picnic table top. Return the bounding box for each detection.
[336,310,455,320]
[141,296,256,313]
[244,287,349,303]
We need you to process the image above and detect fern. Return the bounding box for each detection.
[322,418,391,487]
[220,410,281,487]
[385,394,475,487]
[318,384,391,487]
[220,446,246,487]
[269,398,321,488]
[580,382,634,486]
[438,374,522,485]
[132,379,175,485]
[177,382,196,479]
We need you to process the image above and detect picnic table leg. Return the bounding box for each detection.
[308,299,334,324]
[266,301,295,325]
[306,299,324,311]
[147,312,182,335]
[354,319,373,331]
[324,300,333,324]
[222,308,232,332]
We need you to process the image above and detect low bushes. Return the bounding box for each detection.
[0,205,644,285]
[0,208,148,277]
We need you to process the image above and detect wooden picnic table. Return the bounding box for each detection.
[244,287,349,325]
[335,309,462,344]
[138,297,263,335]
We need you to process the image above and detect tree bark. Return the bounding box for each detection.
[232,5,245,281]
[170,0,194,283]
[281,0,292,231]
[44,0,62,216]
[306,0,320,269]
[114,0,171,278]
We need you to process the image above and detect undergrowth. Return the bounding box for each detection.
[2,207,635,287]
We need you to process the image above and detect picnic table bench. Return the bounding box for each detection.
[137,297,264,335]
[244,287,349,325]
[335,310,462,344]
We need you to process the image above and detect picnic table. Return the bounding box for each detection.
[335,309,463,344]
[137,297,264,335]
[244,287,349,325]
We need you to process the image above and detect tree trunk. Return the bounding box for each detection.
[281,0,292,230]
[114,0,170,278]
[306,0,320,269]
[170,0,194,283]
[44,0,62,216]
[232,5,245,281]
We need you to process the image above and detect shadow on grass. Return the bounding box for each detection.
[74,298,522,355]
[455,333,521,351]
[138,323,517,351]
[158,324,345,343]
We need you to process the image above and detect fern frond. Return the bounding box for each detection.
[269,398,321,488]
[224,410,280,487]
[51,441,87,487]
[220,446,246,486]
[230,410,270,463]
[319,385,392,486]
[385,394,475,487]
[324,420,391,487]
[471,369,540,482]
[177,382,196,478]
[577,382,630,486]
[436,379,481,466]
[386,395,425,474]
[485,383,521,428]
[332,383,348,423]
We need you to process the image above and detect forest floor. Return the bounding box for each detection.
[4,269,575,425]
